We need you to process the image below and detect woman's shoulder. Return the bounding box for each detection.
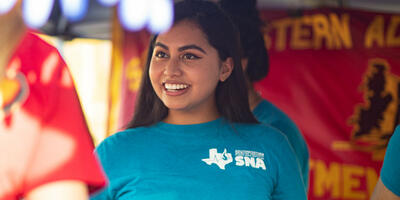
[231,122,289,146]
[96,126,154,151]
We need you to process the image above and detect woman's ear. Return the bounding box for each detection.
[219,57,234,82]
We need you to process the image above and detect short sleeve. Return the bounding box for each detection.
[380,125,400,196]
[270,134,307,200]
[270,118,309,189]
[90,139,114,200]
[253,100,309,189]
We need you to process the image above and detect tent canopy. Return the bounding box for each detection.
[40,0,400,40]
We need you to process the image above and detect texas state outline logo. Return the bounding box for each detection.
[202,148,266,171]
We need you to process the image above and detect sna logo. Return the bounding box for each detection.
[348,58,400,160]
[202,148,266,170]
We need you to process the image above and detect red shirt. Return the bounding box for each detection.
[0,32,106,199]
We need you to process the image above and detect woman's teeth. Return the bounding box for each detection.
[164,83,189,90]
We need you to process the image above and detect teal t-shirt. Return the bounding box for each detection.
[253,99,309,189]
[91,118,306,200]
[381,125,400,196]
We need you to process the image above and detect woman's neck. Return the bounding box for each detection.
[247,79,263,111]
[248,89,263,111]
[164,105,220,125]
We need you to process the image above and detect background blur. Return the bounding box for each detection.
[4,0,400,199]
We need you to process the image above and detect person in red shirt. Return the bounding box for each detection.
[0,1,106,199]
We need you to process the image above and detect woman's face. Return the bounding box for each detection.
[149,20,232,117]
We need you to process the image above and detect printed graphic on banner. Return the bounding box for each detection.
[348,59,400,158]
[332,58,400,160]
[126,57,144,92]
[310,159,378,199]
[257,9,400,200]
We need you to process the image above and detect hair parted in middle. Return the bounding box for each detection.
[126,0,258,129]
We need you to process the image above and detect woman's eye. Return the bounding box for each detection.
[155,51,168,58]
[182,53,200,60]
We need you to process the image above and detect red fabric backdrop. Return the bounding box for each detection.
[256,9,400,200]
[107,16,149,133]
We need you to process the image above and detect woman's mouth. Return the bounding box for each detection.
[163,82,190,96]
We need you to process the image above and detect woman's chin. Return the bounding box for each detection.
[165,105,189,112]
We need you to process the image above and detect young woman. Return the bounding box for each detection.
[92,1,306,199]
[219,0,309,189]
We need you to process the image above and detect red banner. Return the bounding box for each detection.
[108,14,150,134]
[256,9,400,200]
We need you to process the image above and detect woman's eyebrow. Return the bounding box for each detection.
[178,44,207,54]
[154,42,169,50]
[154,42,207,55]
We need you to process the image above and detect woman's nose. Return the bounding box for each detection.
[163,57,182,76]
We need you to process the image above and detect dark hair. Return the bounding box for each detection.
[126,0,258,129]
[219,0,269,82]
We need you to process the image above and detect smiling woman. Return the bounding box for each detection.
[127,0,257,128]
[149,20,230,124]
[91,1,307,200]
